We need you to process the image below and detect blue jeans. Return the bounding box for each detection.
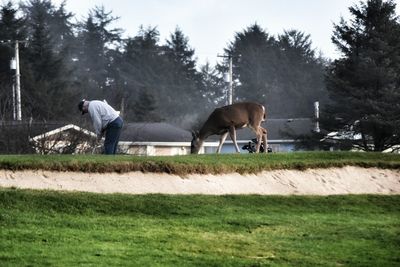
[104,117,123,154]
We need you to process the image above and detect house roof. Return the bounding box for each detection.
[3,118,315,143]
[120,122,192,142]
[204,118,315,141]
[31,124,96,141]
[120,119,315,142]
[264,118,315,140]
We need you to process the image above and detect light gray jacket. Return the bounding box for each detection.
[88,100,119,136]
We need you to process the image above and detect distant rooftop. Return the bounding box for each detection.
[120,122,192,142]
[120,119,314,142]
[1,119,315,143]
[204,118,314,141]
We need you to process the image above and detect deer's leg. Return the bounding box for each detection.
[249,122,263,153]
[253,126,267,153]
[229,126,241,153]
[255,128,262,153]
[260,127,268,153]
[217,132,228,153]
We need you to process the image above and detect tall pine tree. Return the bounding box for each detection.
[0,1,26,119]
[21,0,74,120]
[225,24,277,105]
[224,24,326,117]
[76,6,122,99]
[163,27,204,120]
[325,0,400,151]
[277,29,327,116]
[121,26,163,121]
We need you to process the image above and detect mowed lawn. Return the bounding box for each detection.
[0,189,399,266]
[0,152,400,175]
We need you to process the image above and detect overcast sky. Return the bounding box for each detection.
[50,0,400,66]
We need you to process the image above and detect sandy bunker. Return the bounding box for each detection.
[1,166,399,195]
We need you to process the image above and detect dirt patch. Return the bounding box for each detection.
[0,166,399,195]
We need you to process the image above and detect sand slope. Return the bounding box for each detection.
[1,166,399,195]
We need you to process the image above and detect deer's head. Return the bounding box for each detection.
[190,131,202,154]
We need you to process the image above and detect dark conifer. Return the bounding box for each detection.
[325,0,400,151]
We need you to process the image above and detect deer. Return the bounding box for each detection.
[191,102,268,154]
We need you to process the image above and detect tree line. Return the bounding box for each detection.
[0,0,399,152]
[0,0,327,123]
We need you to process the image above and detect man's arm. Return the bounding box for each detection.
[97,129,105,141]
[89,108,103,137]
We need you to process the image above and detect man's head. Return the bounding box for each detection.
[78,99,89,115]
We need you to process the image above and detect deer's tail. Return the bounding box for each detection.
[262,105,266,121]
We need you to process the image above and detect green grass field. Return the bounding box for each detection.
[0,189,399,266]
[0,151,399,174]
[1,152,399,266]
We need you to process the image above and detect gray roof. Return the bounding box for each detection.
[264,118,315,140]
[119,119,314,142]
[2,118,314,142]
[120,122,192,142]
[204,118,314,141]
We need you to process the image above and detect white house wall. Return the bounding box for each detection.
[118,140,297,156]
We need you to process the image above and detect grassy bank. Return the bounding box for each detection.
[0,189,399,266]
[0,151,399,174]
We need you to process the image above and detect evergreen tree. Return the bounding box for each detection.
[122,26,206,126]
[225,24,326,117]
[163,27,204,120]
[0,1,25,119]
[121,26,163,121]
[123,25,162,88]
[21,0,74,120]
[277,29,327,116]
[0,1,25,76]
[225,23,277,104]
[50,1,75,56]
[325,0,400,151]
[199,62,225,108]
[76,5,123,99]
[165,27,198,80]
[132,88,162,122]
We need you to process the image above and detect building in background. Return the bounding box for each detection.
[26,119,315,155]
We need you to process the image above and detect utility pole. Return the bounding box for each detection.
[11,81,16,120]
[314,101,320,133]
[218,54,233,105]
[15,40,21,121]
[7,39,23,121]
